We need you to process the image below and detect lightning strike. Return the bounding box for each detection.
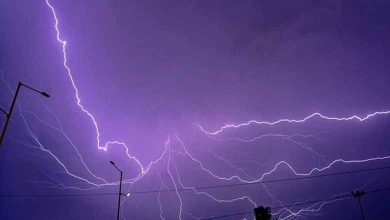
[29,1,390,219]
[44,0,145,173]
[196,111,390,135]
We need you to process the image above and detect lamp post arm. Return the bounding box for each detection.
[110,161,122,173]
[21,83,50,97]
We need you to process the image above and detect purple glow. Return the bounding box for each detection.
[1,0,390,219]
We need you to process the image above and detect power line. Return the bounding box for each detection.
[128,165,390,194]
[201,187,390,220]
[205,211,252,219]
[0,192,116,198]
[1,166,389,199]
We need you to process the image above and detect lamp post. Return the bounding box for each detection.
[352,191,366,220]
[0,81,50,147]
[110,161,123,220]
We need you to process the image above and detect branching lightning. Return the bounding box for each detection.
[44,0,146,173]
[196,111,390,135]
[4,1,386,219]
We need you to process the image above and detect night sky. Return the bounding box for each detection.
[1,0,390,219]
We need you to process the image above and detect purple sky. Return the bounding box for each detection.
[1,0,390,219]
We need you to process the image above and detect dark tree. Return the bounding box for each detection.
[254,206,272,220]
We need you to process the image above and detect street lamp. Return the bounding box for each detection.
[120,192,131,197]
[352,191,366,220]
[110,161,123,220]
[0,81,50,146]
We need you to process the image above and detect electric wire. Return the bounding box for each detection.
[201,187,390,219]
[1,165,389,198]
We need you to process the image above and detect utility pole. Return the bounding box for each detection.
[352,191,366,220]
[110,161,123,220]
[0,82,49,147]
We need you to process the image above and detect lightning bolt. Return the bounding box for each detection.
[167,140,184,220]
[196,111,390,135]
[179,133,390,183]
[44,0,147,173]
[27,0,390,219]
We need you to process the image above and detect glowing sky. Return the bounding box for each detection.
[1,0,390,219]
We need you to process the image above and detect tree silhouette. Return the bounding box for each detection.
[254,206,272,220]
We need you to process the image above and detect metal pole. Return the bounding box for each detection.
[0,82,22,146]
[352,191,366,220]
[357,197,366,220]
[116,171,123,220]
